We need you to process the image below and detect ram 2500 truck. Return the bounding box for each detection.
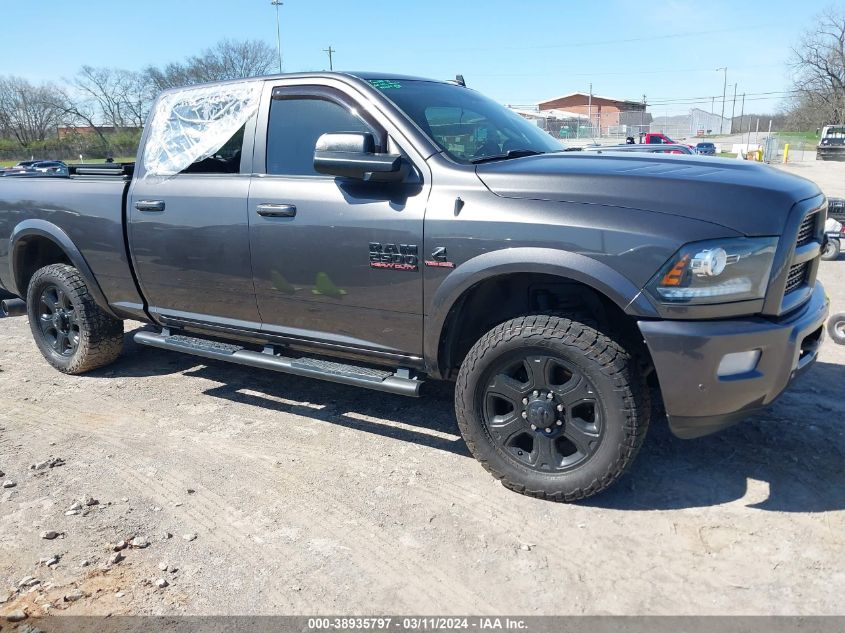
[0,73,830,501]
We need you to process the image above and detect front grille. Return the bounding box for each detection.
[785,262,809,294]
[796,213,817,247]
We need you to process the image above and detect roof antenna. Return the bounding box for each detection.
[455,74,466,87]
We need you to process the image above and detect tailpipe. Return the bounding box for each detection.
[0,298,26,318]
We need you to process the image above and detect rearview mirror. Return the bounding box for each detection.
[314,132,408,182]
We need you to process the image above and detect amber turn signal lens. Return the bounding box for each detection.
[660,254,689,286]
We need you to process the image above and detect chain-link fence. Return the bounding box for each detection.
[518,109,723,144]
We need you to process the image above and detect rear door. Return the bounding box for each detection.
[247,81,429,356]
[128,124,262,330]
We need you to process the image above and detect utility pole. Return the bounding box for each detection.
[716,67,727,134]
[641,94,646,135]
[729,83,737,134]
[323,46,336,71]
[271,0,283,73]
[587,83,593,138]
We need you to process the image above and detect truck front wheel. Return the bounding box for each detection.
[455,314,649,501]
[26,264,124,374]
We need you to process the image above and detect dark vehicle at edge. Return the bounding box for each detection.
[695,141,717,156]
[0,72,829,501]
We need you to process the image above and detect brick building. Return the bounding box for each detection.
[538,92,648,135]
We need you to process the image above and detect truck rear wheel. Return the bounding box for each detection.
[27,264,124,374]
[455,314,649,501]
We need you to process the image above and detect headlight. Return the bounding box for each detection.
[647,237,778,304]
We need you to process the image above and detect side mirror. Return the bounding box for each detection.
[314,132,408,182]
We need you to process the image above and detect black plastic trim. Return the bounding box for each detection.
[9,220,118,318]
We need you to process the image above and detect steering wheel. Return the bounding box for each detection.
[473,140,501,158]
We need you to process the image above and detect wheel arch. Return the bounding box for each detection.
[425,247,658,378]
[9,219,117,318]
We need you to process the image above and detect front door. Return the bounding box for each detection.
[247,84,427,356]
[128,125,261,329]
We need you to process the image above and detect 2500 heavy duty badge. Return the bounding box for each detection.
[369,243,418,271]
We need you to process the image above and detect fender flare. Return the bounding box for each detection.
[9,219,117,318]
[423,247,659,374]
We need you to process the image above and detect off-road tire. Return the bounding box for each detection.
[455,314,649,502]
[27,264,124,374]
[821,238,840,261]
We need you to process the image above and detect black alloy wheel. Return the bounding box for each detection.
[482,353,603,472]
[36,283,81,357]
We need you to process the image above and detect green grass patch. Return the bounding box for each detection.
[775,131,819,146]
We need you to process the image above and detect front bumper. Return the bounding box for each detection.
[638,282,829,438]
[816,146,845,160]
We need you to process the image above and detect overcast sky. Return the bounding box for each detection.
[1,0,838,115]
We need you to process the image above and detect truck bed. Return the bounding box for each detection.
[0,167,145,317]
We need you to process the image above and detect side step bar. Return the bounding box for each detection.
[134,330,423,397]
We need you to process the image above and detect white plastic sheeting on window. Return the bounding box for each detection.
[142,81,262,178]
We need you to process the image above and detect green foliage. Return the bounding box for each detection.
[0,129,141,162]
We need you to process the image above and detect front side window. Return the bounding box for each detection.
[368,79,562,163]
[266,97,374,176]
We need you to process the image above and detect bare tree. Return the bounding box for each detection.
[70,66,153,129]
[0,76,68,147]
[42,86,112,150]
[200,39,278,81]
[789,5,845,126]
[145,39,277,91]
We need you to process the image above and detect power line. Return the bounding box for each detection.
[642,89,800,105]
[472,63,782,78]
[506,89,800,108]
[433,23,789,53]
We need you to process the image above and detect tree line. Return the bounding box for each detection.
[786,6,845,129]
[0,39,277,160]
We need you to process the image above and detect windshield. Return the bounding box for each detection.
[368,79,562,163]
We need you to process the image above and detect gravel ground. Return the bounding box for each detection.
[1,161,844,619]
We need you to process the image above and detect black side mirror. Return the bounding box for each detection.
[314,132,408,182]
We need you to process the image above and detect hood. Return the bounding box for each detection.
[475,152,822,236]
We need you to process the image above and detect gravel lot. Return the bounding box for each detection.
[0,160,844,619]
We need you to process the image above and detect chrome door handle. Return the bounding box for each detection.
[134,200,165,212]
[256,203,296,217]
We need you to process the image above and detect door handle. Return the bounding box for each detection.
[256,203,296,218]
[134,200,166,212]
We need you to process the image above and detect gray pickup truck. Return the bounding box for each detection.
[0,72,830,501]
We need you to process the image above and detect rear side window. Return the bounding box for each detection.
[266,98,373,176]
[181,125,245,174]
